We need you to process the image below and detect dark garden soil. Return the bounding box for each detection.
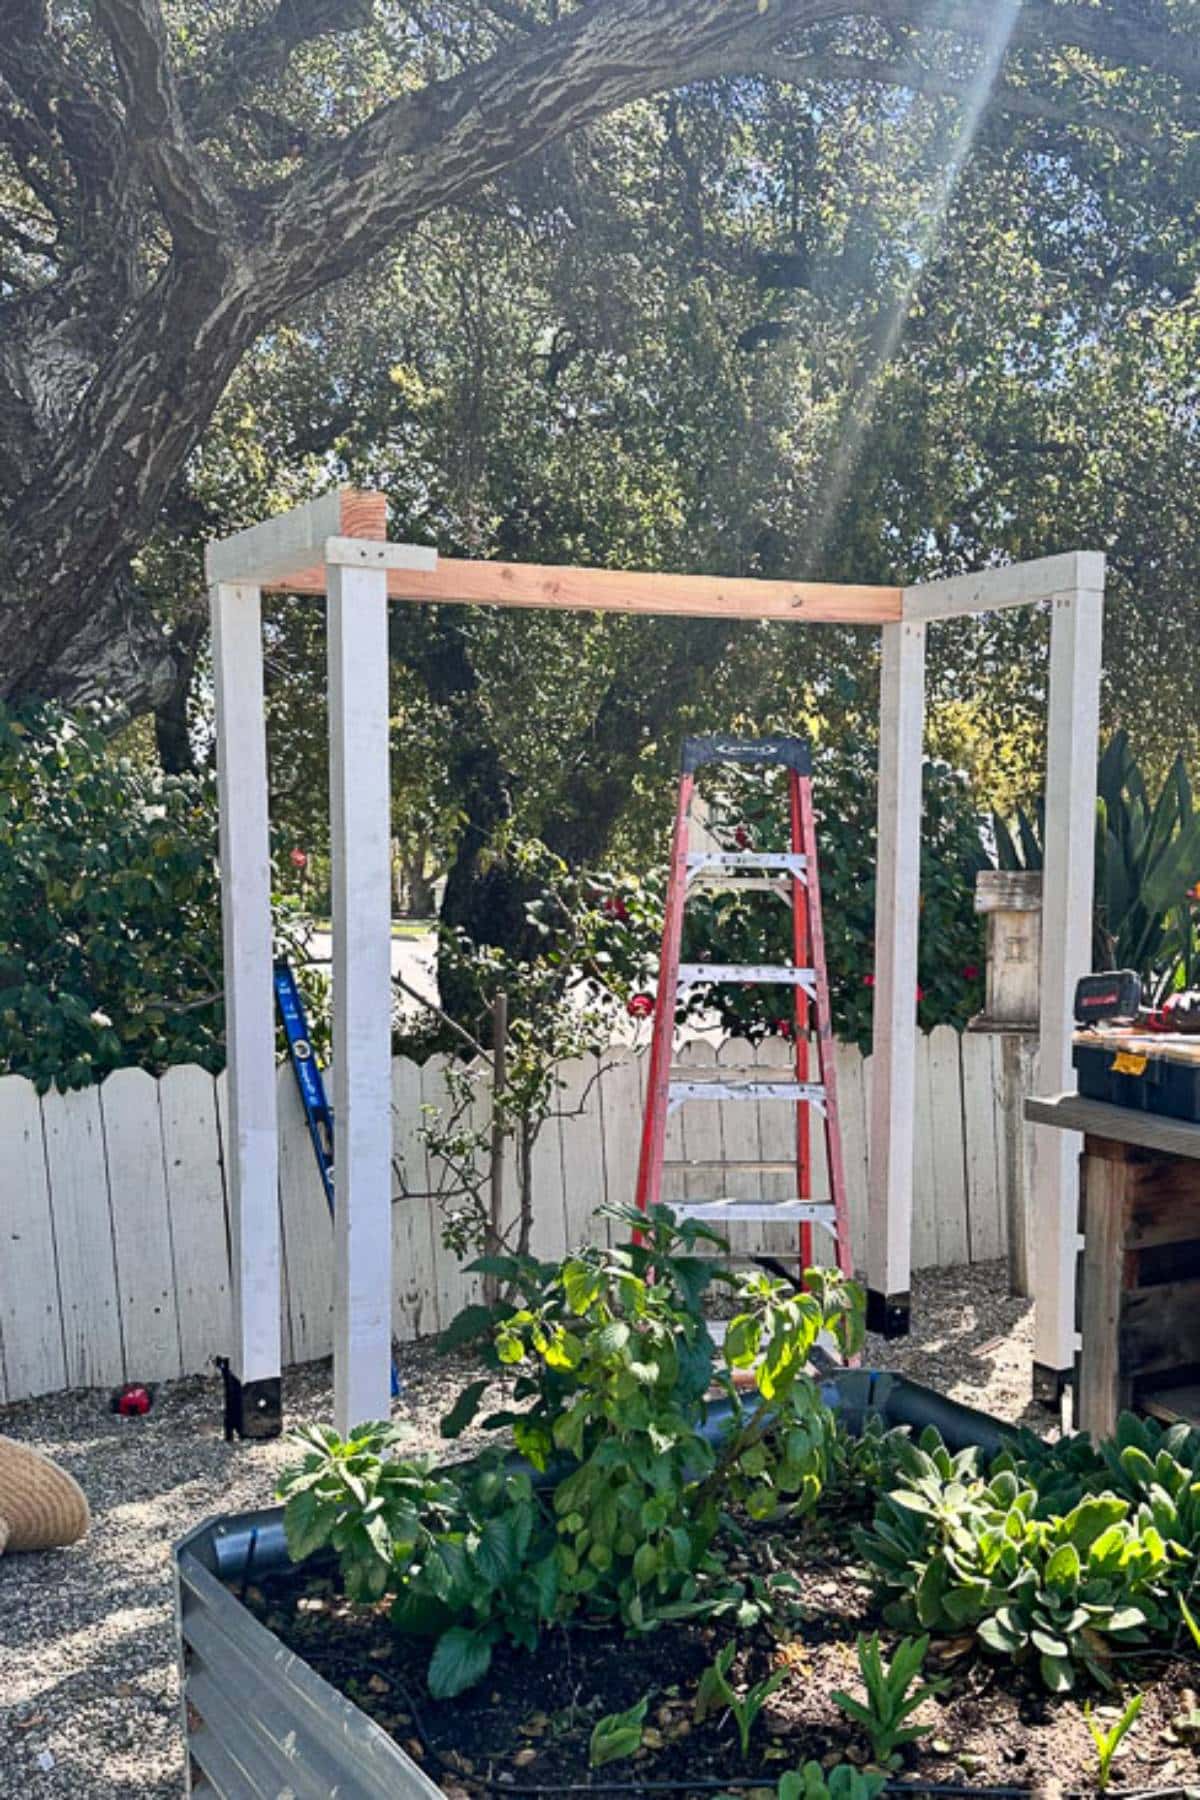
[242,1510,1200,1797]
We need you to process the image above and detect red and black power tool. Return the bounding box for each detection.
[1074,970,1200,1034]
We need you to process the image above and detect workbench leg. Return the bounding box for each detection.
[1076,1151,1132,1439]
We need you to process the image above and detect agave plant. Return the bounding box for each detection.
[993,731,1200,997]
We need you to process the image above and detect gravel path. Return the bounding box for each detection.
[0,1261,1037,1798]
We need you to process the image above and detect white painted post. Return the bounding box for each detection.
[1031,579,1104,1401]
[211,581,281,1435]
[867,620,927,1335]
[327,559,394,1434]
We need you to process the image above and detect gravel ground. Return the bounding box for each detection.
[0,1260,1037,1798]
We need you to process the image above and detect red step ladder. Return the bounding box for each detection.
[633,735,852,1277]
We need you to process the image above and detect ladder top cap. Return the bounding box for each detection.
[681,734,812,776]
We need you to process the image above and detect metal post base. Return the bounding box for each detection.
[1032,1360,1073,1410]
[866,1288,911,1338]
[217,1359,283,1441]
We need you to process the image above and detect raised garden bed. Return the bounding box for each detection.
[175,1368,1200,1796]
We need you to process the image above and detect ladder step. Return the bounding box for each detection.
[686,851,807,876]
[668,1079,826,1109]
[662,1158,798,1174]
[687,873,795,896]
[667,1199,838,1224]
[677,964,816,990]
[669,1065,808,1082]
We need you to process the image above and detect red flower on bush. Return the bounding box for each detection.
[961,963,980,981]
[862,973,875,988]
[734,825,751,849]
[627,993,655,1019]
[290,847,307,869]
[602,895,629,922]
[916,985,926,1002]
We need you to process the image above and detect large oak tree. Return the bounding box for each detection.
[2,0,1199,718]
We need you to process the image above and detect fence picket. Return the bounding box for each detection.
[596,1047,644,1244]
[159,1064,230,1375]
[0,1074,65,1400]
[420,1055,478,1330]
[558,1054,608,1253]
[911,1031,938,1270]
[834,1040,870,1273]
[960,1032,1003,1263]
[101,1067,183,1382]
[928,1025,970,1269]
[391,1056,441,1343]
[42,1084,124,1388]
[715,1037,764,1263]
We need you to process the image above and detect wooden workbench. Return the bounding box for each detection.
[1026,1092,1200,1437]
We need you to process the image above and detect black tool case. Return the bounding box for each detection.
[1074,1036,1200,1123]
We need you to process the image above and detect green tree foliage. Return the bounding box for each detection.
[154,52,1200,1021]
[0,702,228,1090]
[0,701,315,1090]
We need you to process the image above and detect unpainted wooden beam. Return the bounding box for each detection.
[269,554,902,623]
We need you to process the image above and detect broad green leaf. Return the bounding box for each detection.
[427,1625,496,1698]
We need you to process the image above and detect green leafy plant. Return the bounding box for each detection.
[694,1641,786,1758]
[832,1632,944,1768]
[588,1694,651,1767]
[277,1422,558,1698]
[778,1764,887,1800]
[994,731,1200,995]
[281,1219,861,1696]
[443,1204,862,1631]
[1084,1691,1144,1791]
[854,1412,1200,1692]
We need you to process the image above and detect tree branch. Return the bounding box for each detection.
[744,50,1166,156]
[185,0,375,141]
[93,0,229,249]
[246,0,1200,314]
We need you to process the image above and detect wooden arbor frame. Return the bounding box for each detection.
[207,489,1103,1434]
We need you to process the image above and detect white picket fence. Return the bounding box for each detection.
[0,1027,1031,1406]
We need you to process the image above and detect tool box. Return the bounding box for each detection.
[1071,969,1200,1122]
[1073,1033,1200,1121]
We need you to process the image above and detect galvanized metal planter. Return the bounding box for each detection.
[174,1372,1015,1798]
[176,1506,440,1797]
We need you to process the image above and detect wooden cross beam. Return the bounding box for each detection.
[213,487,902,624]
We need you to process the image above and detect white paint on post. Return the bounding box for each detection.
[902,552,1106,623]
[1032,582,1104,1375]
[328,560,394,1434]
[868,620,927,1304]
[205,491,348,587]
[211,580,280,1388]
